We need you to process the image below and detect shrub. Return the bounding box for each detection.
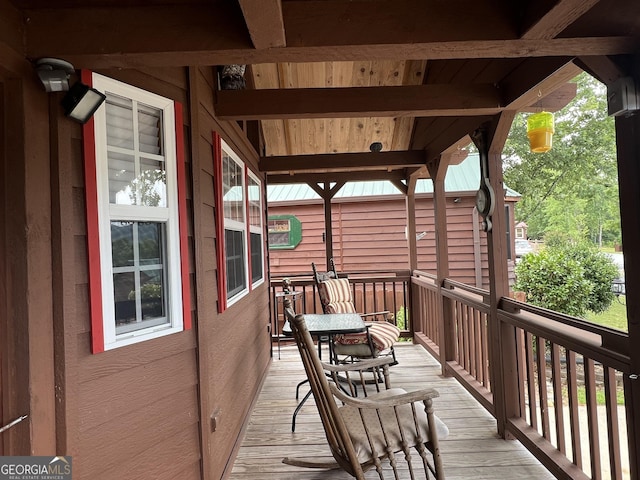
[514,242,617,317]
[395,307,407,330]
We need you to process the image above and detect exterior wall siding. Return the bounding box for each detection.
[269,194,500,288]
[44,66,271,479]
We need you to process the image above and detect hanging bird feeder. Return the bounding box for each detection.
[527,111,555,153]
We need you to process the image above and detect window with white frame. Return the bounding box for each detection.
[222,142,247,301]
[88,73,188,351]
[248,172,264,287]
[216,138,265,310]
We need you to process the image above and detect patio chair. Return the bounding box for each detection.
[312,260,400,364]
[282,297,448,480]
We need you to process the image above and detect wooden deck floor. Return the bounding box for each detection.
[229,343,556,479]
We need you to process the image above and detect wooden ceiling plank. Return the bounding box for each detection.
[521,0,601,40]
[238,0,286,49]
[215,84,503,120]
[252,63,281,89]
[260,120,287,156]
[260,151,426,172]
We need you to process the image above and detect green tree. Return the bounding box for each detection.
[503,73,620,245]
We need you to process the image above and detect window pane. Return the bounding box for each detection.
[113,271,136,326]
[138,222,164,265]
[138,104,163,155]
[225,229,246,298]
[106,95,134,150]
[138,157,166,207]
[112,221,169,334]
[223,153,244,223]
[250,232,262,283]
[140,269,166,320]
[268,219,291,247]
[111,221,134,267]
[108,151,136,205]
[268,231,290,247]
[248,177,261,227]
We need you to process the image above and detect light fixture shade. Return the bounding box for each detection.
[62,82,106,124]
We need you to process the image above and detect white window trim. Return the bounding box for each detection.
[221,139,250,307]
[248,170,265,289]
[92,73,184,350]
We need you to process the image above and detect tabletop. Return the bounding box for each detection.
[282,312,365,336]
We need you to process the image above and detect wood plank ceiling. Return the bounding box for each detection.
[10,0,640,183]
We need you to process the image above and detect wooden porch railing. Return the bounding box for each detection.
[268,270,412,344]
[411,269,632,480]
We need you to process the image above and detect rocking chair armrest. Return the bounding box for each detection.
[330,384,440,408]
[320,356,395,373]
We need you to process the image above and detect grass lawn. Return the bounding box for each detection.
[585,295,628,332]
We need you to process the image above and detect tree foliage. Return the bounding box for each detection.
[503,73,620,246]
[514,243,618,317]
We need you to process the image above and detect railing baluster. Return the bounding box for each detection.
[463,304,471,371]
[566,350,583,469]
[525,332,538,429]
[536,336,550,440]
[474,309,483,385]
[585,357,602,479]
[516,328,526,417]
[469,305,477,379]
[604,367,623,479]
[551,343,566,454]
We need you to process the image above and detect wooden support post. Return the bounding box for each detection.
[406,173,418,272]
[309,181,345,269]
[472,112,518,439]
[613,91,640,480]
[427,157,456,374]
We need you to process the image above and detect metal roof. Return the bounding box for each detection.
[267,154,520,202]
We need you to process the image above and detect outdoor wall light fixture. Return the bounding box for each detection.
[61,82,107,124]
[36,58,106,124]
[36,58,75,92]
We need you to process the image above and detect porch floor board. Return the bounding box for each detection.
[229,343,555,479]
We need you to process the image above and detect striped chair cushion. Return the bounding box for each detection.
[318,278,353,307]
[335,322,400,352]
[319,278,399,353]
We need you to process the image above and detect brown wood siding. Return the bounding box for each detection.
[48,66,270,479]
[191,67,271,480]
[269,194,497,286]
[52,68,201,479]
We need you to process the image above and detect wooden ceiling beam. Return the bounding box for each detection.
[217,84,503,120]
[418,116,491,163]
[238,0,286,49]
[22,6,637,68]
[575,55,629,85]
[500,58,583,109]
[267,170,408,184]
[520,0,601,40]
[260,151,426,173]
[518,82,577,112]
